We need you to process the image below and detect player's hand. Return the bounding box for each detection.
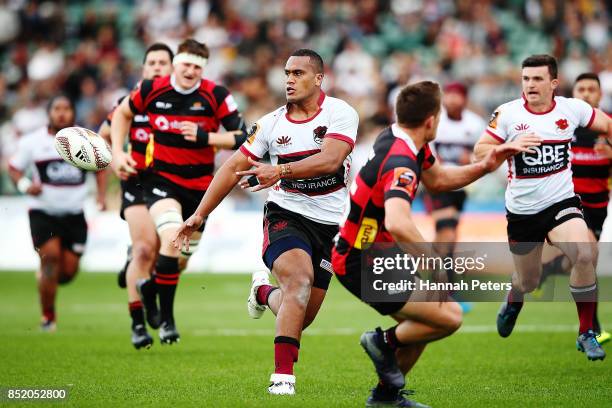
[505,133,542,154]
[111,150,137,180]
[180,121,198,142]
[171,214,205,251]
[594,137,612,159]
[27,183,42,196]
[236,157,280,192]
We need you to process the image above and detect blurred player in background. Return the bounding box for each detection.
[111,38,247,345]
[331,81,527,407]
[535,72,611,345]
[424,82,486,312]
[173,49,359,395]
[8,95,106,331]
[102,43,174,349]
[474,55,612,361]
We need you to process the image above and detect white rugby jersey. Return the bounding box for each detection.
[239,92,359,224]
[9,127,88,215]
[434,108,485,165]
[486,96,595,214]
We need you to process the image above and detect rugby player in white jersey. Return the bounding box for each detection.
[8,95,107,331]
[172,49,359,395]
[424,82,485,312]
[474,54,612,361]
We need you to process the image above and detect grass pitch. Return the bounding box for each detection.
[0,271,610,407]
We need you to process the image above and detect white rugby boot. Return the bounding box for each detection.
[268,373,295,395]
[247,270,271,319]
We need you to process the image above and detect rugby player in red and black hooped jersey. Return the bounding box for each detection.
[101,42,174,349]
[110,39,247,345]
[330,82,525,407]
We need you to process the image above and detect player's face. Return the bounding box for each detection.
[142,50,173,80]
[521,66,558,106]
[48,98,75,130]
[174,62,203,89]
[443,91,466,117]
[573,79,601,108]
[284,56,323,104]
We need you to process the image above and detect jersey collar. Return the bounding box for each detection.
[171,74,201,95]
[391,123,419,155]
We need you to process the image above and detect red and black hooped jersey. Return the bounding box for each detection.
[106,95,151,171]
[571,118,612,208]
[129,75,245,191]
[337,124,435,253]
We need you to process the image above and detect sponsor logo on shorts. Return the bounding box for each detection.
[354,217,378,250]
[320,259,334,273]
[272,220,288,232]
[152,188,168,197]
[124,192,135,202]
[555,207,582,220]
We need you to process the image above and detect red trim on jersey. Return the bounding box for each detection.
[156,170,211,191]
[239,145,261,160]
[582,201,609,209]
[573,178,609,194]
[277,149,321,158]
[585,108,596,129]
[284,91,326,124]
[541,138,571,144]
[522,93,556,115]
[486,129,504,143]
[132,151,147,170]
[155,144,215,165]
[325,133,355,149]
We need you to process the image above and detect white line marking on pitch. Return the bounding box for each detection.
[192,324,577,337]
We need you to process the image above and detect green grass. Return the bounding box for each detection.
[0,272,610,407]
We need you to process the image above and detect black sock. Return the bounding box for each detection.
[154,255,180,323]
[129,301,145,328]
[374,380,400,401]
[381,325,404,350]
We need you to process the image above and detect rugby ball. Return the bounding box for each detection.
[54,127,112,171]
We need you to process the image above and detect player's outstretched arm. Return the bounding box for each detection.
[94,169,108,211]
[172,150,253,250]
[425,135,541,193]
[109,97,137,180]
[236,138,352,191]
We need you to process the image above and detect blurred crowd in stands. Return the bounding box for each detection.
[0,0,610,198]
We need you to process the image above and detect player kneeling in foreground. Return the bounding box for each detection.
[331,81,531,407]
[474,55,611,361]
[8,95,107,331]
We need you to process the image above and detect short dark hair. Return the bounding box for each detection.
[396,81,441,128]
[575,72,600,86]
[521,54,558,79]
[290,49,324,73]
[143,42,174,64]
[46,94,75,113]
[177,39,209,59]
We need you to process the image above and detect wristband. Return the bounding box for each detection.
[279,163,292,178]
[196,127,209,146]
[247,175,259,187]
[16,177,32,194]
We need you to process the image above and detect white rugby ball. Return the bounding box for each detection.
[54,127,112,171]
